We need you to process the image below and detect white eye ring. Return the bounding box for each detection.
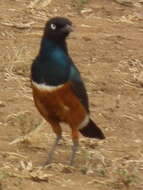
[51,23,56,30]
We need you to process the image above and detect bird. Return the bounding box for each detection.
[31,17,105,165]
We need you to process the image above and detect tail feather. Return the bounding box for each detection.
[79,119,105,139]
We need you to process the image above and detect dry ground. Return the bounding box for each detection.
[0,0,143,189]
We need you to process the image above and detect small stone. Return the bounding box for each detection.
[137,71,143,87]
[134,139,142,143]
[62,166,75,173]
[0,101,6,108]
[81,8,93,14]
[139,0,143,4]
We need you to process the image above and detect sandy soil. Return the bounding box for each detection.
[0,0,143,189]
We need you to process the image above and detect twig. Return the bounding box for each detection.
[1,21,35,29]
[87,179,109,185]
[0,151,27,159]
[9,120,46,145]
[122,114,136,121]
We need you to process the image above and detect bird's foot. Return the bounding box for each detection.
[42,157,54,167]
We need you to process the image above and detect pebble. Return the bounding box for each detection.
[0,101,6,107]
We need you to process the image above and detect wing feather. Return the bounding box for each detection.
[69,64,89,113]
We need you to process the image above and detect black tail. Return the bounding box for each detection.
[79,119,105,139]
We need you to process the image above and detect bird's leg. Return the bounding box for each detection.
[45,121,62,165]
[46,135,62,164]
[69,128,79,166]
[69,140,79,166]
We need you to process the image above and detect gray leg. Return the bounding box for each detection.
[44,120,62,165]
[45,135,62,165]
[69,140,79,166]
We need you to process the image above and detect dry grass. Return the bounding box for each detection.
[1,46,142,188]
[0,0,143,189]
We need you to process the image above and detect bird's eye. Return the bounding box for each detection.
[51,24,56,30]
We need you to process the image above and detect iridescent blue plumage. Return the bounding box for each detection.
[31,35,89,112]
[32,38,70,86]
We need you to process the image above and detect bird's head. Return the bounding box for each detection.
[44,17,73,42]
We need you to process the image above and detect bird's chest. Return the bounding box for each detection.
[31,82,74,121]
[31,81,87,128]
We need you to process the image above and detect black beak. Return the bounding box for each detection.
[61,24,73,33]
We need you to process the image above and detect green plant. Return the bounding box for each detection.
[118,169,136,187]
[72,0,89,11]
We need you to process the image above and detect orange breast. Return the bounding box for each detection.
[31,82,87,129]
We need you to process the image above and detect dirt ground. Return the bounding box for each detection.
[0,0,143,189]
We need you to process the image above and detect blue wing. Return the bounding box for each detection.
[69,63,89,113]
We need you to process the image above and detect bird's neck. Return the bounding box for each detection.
[39,36,68,57]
